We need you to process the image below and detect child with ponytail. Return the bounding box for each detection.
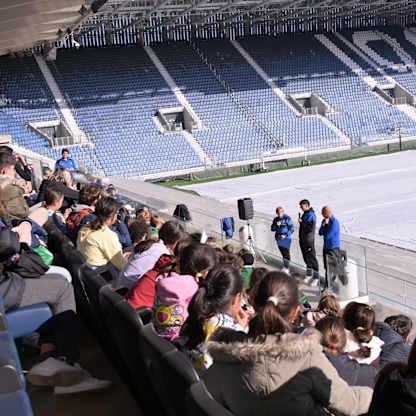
[315,316,377,387]
[153,242,217,340]
[203,271,372,416]
[181,264,250,368]
[343,302,384,365]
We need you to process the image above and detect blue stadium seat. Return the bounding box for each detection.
[2,29,416,174]
[6,303,52,339]
[0,296,34,416]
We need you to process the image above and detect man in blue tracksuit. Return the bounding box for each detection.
[299,199,319,286]
[319,205,341,286]
[55,148,77,173]
[271,206,294,268]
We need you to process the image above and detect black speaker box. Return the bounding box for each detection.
[237,198,254,221]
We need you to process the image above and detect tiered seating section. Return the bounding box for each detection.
[0,56,98,173]
[193,39,341,152]
[48,47,203,177]
[354,27,416,96]
[152,42,274,164]
[1,28,416,177]
[240,33,416,144]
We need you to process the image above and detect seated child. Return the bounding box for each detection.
[239,249,255,289]
[343,302,384,365]
[316,316,377,387]
[153,242,217,340]
[302,292,340,327]
[374,314,413,365]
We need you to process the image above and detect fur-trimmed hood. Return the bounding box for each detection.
[207,328,323,364]
[203,328,373,416]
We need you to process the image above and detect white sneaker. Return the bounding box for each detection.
[54,375,111,395]
[27,357,84,387]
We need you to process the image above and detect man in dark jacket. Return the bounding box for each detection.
[299,199,319,287]
[271,207,294,268]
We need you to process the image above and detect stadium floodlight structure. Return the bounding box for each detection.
[87,0,416,29]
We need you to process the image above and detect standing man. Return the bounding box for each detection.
[319,205,341,288]
[298,199,319,287]
[55,148,77,173]
[271,206,294,268]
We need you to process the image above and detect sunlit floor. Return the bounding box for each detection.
[25,320,142,416]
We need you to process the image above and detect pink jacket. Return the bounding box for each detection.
[153,272,199,340]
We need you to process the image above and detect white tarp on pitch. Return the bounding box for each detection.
[184,150,416,252]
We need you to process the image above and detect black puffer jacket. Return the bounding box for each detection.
[375,322,411,366]
[0,228,25,311]
[369,368,416,416]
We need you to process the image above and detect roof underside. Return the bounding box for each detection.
[0,0,89,56]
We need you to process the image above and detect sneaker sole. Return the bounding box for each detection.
[27,369,84,387]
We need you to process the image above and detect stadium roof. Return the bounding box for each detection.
[0,0,97,56]
[84,0,416,32]
[1,0,415,55]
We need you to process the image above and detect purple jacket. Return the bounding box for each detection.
[118,241,169,289]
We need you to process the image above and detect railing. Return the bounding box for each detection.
[189,41,283,152]
[117,185,369,304]
[118,183,416,314]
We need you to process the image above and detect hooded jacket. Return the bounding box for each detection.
[120,241,170,289]
[153,271,198,340]
[204,329,372,416]
[368,368,416,416]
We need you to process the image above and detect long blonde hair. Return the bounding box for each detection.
[50,168,73,188]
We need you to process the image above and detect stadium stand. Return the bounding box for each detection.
[4,29,416,177]
[4,0,416,413]
[240,33,416,145]
[48,47,204,177]
[0,57,101,174]
[193,39,343,152]
[151,42,277,165]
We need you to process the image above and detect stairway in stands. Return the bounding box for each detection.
[189,41,283,152]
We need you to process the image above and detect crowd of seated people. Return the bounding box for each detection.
[0,143,415,413]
